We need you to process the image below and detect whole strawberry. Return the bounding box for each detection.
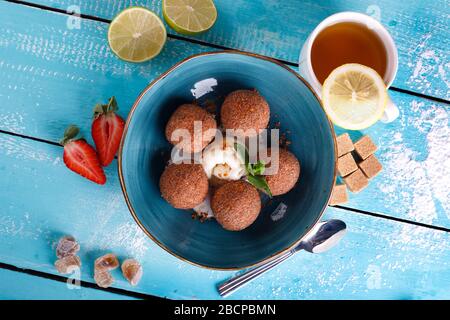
[91,97,125,167]
[61,125,106,185]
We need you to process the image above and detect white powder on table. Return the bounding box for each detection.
[82,194,150,261]
[379,100,449,224]
[406,33,450,98]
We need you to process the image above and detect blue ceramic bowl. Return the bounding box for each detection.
[118,51,336,270]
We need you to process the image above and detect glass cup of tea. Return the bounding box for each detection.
[299,11,399,123]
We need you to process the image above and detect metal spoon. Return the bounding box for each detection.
[217,219,347,297]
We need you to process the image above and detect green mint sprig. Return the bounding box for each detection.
[234,142,272,198]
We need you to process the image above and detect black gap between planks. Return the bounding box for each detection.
[0,129,118,158]
[333,206,450,233]
[0,261,161,300]
[3,0,450,105]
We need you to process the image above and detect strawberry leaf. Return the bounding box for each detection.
[93,103,106,117]
[60,125,80,145]
[107,96,118,112]
[93,97,119,118]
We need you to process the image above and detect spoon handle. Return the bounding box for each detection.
[217,249,295,297]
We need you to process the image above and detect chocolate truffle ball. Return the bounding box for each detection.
[211,180,261,231]
[165,104,217,153]
[221,90,270,137]
[265,148,300,196]
[160,163,209,209]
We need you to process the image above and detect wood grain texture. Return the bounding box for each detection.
[0,134,449,299]
[19,0,450,99]
[0,1,449,300]
[0,268,137,299]
[334,94,450,229]
[0,2,448,228]
[0,1,208,140]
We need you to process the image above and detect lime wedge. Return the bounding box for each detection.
[322,64,388,130]
[163,0,217,35]
[108,7,167,63]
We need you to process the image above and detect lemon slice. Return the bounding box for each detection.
[322,64,388,130]
[108,7,167,63]
[163,0,217,35]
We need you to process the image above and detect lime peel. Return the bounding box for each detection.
[108,7,167,63]
[163,0,217,35]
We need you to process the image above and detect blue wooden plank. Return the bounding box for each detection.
[336,93,450,228]
[0,2,448,228]
[20,0,450,99]
[0,134,449,299]
[0,268,137,300]
[0,1,207,141]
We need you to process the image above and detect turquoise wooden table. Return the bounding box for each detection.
[0,0,449,300]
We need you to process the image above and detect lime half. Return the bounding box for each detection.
[108,7,167,63]
[322,63,388,130]
[163,0,217,35]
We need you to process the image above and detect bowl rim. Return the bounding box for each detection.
[117,50,337,270]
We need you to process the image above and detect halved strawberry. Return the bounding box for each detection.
[61,125,106,185]
[91,97,125,167]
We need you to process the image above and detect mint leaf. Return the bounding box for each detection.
[247,175,272,198]
[246,163,255,176]
[234,144,272,197]
[251,160,265,176]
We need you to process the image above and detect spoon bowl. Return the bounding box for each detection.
[217,219,347,297]
[300,219,347,253]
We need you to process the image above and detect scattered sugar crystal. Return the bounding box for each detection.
[95,253,119,272]
[94,270,114,288]
[121,259,143,286]
[55,255,81,274]
[56,236,80,259]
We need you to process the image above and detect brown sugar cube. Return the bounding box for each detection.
[359,155,382,179]
[336,133,354,157]
[337,153,358,177]
[329,184,348,206]
[343,169,369,193]
[354,135,377,160]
